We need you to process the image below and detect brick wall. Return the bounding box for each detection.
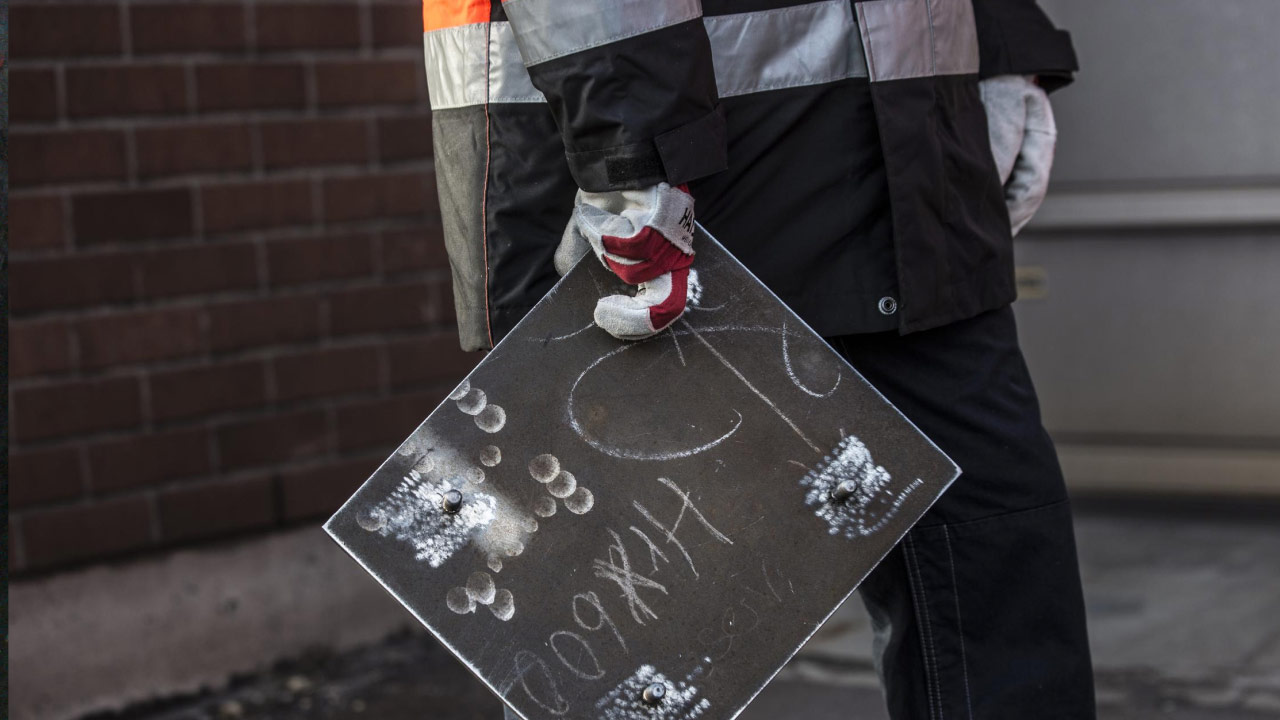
[7,0,476,576]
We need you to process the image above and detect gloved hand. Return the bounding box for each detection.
[979,74,1058,236]
[553,182,696,340]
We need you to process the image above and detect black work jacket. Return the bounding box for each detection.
[426,0,1078,350]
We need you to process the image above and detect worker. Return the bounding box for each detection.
[423,0,1095,716]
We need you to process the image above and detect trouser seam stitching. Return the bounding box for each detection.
[944,525,976,720]
[906,534,944,720]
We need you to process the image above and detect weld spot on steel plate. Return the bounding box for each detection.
[534,496,557,517]
[529,454,560,483]
[447,379,470,401]
[446,586,475,615]
[564,487,594,515]
[356,509,386,532]
[466,571,496,605]
[548,470,577,499]
[475,405,506,433]
[489,589,515,621]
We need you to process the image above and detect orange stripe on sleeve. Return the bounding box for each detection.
[422,0,490,32]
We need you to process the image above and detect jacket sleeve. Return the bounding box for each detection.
[971,0,1078,92]
[498,0,727,192]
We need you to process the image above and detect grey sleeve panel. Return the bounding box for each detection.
[423,23,545,111]
[705,0,868,98]
[855,0,980,83]
[432,108,492,352]
[503,0,702,66]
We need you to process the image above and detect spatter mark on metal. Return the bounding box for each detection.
[447,571,516,621]
[530,453,596,516]
[451,379,507,433]
[595,664,711,720]
[800,435,925,539]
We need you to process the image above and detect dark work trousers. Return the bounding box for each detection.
[503,304,1094,720]
[829,304,1096,720]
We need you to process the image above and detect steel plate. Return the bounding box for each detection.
[326,225,959,720]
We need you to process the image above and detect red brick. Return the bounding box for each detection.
[135,122,253,179]
[315,59,422,107]
[329,280,443,336]
[66,64,188,118]
[139,242,260,299]
[22,496,154,570]
[9,319,75,378]
[216,409,332,470]
[381,225,448,274]
[376,112,432,162]
[259,117,369,169]
[158,476,276,544]
[131,3,246,55]
[272,344,381,402]
[150,360,269,422]
[256,3,360,51]
[322,170,429,224]
[9,68,59,123]
[371,2,422,49]
[280,456,380,521]
[195,61,307,112]
[8,253,138,314]
[9,447,84,509]
[207,296,323,352]
[202,179,314,234]
[266,232,375,287]
[10,129,128,186]
[387,333,475,389]
[73,187,195,245]
[335,389,444,452]
[10,4,124,58]
[12,376,144,442]
[75,307,206,370]
[8,194,68,252]
[87,428,212,493]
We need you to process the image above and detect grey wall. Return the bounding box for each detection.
[1013,0,1280,495]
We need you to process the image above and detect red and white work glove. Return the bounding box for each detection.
[979,74,1057,236]
[553,182,696,341]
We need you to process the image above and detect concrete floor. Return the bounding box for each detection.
[83,504,1280,719]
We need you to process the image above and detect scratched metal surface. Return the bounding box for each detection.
[325,226,959,720]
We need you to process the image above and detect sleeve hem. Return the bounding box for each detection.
[564,105,729,191]
[981,29,1079,90]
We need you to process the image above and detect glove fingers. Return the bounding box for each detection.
[593,269,689,340]
[554,221,592,277]
[979,75,1030,184]
[1023,82,1057,135]
[601,227,695,284]
[1006,128,1056,235]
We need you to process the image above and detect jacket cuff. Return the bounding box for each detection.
[974,0,1079,92]
[565,105,728,192]
[995,28,1078,92]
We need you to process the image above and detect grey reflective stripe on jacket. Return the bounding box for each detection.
[422,22,544,110]
[707,0,869,98]
[422,0,980,110]
[856,0,980,82]
[502,0,703,66]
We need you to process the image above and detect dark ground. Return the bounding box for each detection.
[88,502,1280,720]
[84,631,1279,720]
